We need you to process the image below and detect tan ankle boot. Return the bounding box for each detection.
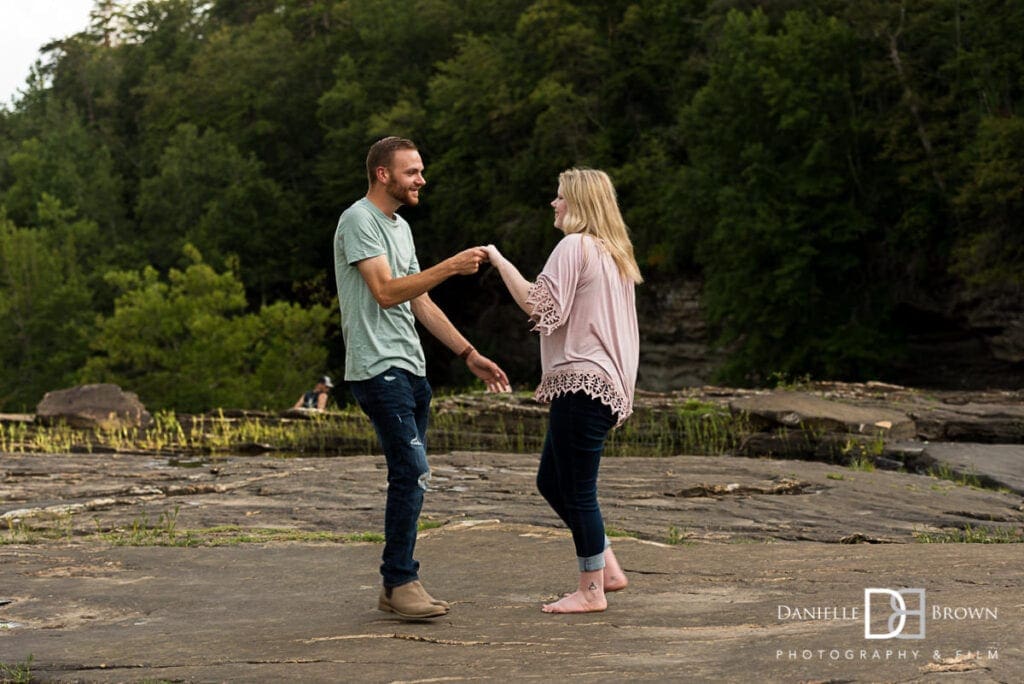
[378,581,448,619]
[410,580,450,609]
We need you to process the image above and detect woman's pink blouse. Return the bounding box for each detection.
[526,233,639,426]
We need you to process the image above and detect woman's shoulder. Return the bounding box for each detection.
[546,232,580,258]
[545,233,589,269]
[555,231,604,253]
[543,232,611,276]
[568,232,611,263]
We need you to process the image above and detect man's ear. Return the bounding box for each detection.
[374,165,389,184]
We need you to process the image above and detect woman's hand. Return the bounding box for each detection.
[483,244,503,266]
[482,244,533,315]
[466,350,511,393]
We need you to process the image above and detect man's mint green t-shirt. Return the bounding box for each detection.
[334,197,426,381]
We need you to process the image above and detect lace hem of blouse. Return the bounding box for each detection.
[534,368,632,426]
[526,280,560,335]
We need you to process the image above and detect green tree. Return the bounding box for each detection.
[610,0,710,274]
[1,99,124,234]
[138,13,307,170]
[82,246,333,412]
[135,123,299,301]
[684,10,891,383]
[0,198,97,410]
[952,116,1024,292]
[945,1,1024,295]
[3,0,1022,396]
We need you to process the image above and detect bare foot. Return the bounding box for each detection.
[545,571,605,613]
[542,589,607,613]
[561,573,626,597]
[562,575,625,596]
[604,571,628,592]
[603,547,628,592]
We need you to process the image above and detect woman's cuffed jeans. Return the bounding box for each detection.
[349,368,432,588]
[536,391,616,572]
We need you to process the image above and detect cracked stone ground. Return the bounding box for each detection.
[1,523,1021,682]
[2,449,1023,682]
[2,450,1022,544]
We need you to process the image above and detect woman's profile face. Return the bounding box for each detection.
[551,185,568,232]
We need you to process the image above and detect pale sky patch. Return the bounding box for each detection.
[0,0,98,106]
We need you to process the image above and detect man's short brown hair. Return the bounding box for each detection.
[366,136,418,187]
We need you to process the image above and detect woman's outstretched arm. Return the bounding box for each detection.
[485,244,533,315]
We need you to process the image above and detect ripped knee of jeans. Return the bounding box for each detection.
[417,469,431,491]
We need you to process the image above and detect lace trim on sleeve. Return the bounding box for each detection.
[526,280,562,336]
[534,369,633,427]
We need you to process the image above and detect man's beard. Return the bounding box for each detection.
[386,179,419,206]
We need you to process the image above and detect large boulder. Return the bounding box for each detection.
[36,384,153,430]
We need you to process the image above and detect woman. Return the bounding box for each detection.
[485,168,641,613]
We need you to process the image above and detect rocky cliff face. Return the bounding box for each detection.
[638,279,1024,391]
[888,285,1024,389]
[970,291,1024,365]
[636,279,723,391]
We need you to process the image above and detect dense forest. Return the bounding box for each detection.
[1,0,1022,412]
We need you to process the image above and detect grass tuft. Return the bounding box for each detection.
[913,524,1022,543]
[0,654,33,683]
[1,394,752,459]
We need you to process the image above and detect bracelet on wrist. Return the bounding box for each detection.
[458,345,475,360]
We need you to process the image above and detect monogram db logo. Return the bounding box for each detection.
[864,588,926,640]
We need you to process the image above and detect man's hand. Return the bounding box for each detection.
[466,351,511,393]
[446,247,489,276]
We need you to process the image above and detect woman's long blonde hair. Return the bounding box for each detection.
[558,168,643,284]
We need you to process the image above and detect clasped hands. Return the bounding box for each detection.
[449,245,506,275]
[449,244,511,393]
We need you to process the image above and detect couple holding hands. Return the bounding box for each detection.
[334,136,640,619]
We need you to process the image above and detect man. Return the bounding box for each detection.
[334,136,510,620]
[292,375,333,411]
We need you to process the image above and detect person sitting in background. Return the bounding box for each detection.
[293,376,334,411]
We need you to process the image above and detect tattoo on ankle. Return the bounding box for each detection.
[588,582,597,591]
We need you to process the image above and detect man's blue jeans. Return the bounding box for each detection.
[349,368,432,588]
[536,391,616,572]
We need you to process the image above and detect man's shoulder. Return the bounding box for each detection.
[335,199,390,265]
[336,200,385,248]
[338,198,375,226]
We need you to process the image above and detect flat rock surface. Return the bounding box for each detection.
[1,525,1020,682]
[730,391,917,439]
[2,451,1022,544]
[2,387,1023,682]
[913,442,1024,495]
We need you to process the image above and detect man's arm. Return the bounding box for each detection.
[411,294,511,393]
[356,247,488,309]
